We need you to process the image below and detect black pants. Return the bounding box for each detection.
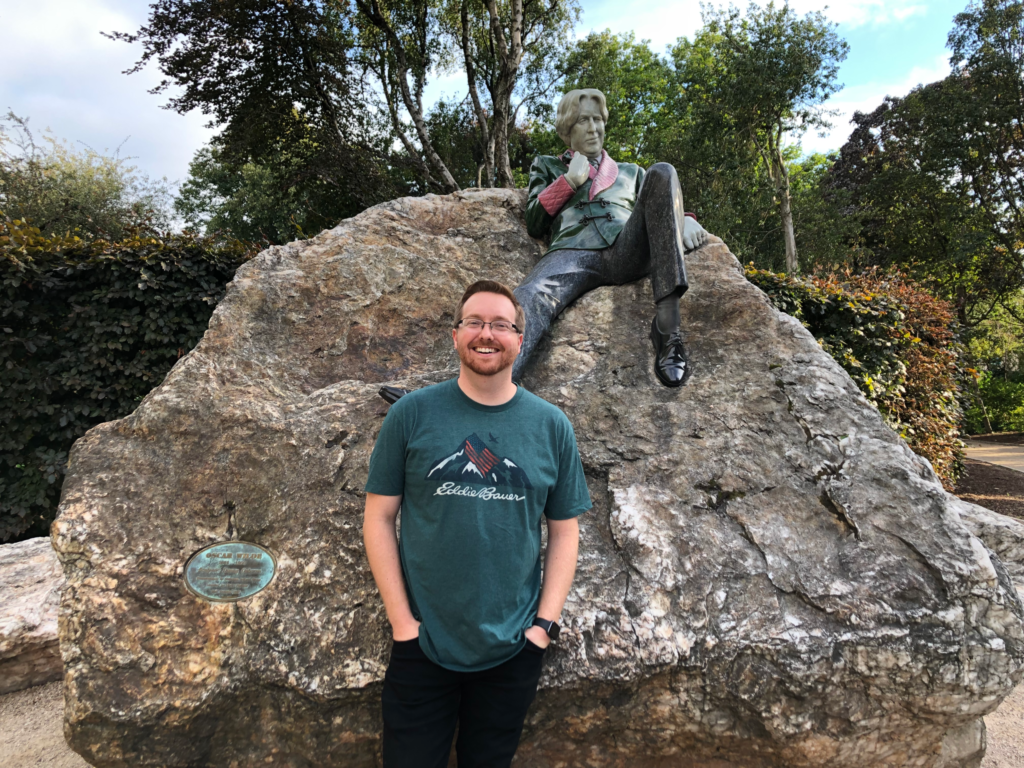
[512,162,690,382]
[382,638,546,768]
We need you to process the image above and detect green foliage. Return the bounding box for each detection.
[964,290,1024,432]
[111,0,398,223]
[0,112,173,241]
[788,153,862,270]
[0,215,253,542]
[176,112,396,245]
[747,266,965,488]
[965,375,1024,433]
[423,99,488,190]
[830,0,1024,328]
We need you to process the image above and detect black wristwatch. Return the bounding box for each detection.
[532,617,560,642]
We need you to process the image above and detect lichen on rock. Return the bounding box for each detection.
[53,189,1024,768]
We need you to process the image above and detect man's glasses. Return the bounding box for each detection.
[456,318,520,335]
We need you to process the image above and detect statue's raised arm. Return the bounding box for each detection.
[514,88,709,387]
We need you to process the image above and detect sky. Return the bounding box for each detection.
[0,0,968,190]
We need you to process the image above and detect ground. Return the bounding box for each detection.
[956,434,1024,520]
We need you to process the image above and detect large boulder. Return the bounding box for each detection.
[53,189,1024,768]
[958,503,1024,597]
[1,537,63,694]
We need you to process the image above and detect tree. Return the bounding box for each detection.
[176,112,392,244]
[945,0,1024,323]
[108,0,396,214]
[829,94,1011,327]
[0,112,172,239]
[676,2,848,272]
[352,0,461,191]
[827,0,1024,329]
[438,0,579,188]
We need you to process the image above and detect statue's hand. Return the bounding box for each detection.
[565,152,590,189]
[683,216,709,251]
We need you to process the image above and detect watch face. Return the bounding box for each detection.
[548,622,560,641]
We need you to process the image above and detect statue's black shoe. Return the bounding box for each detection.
[378,386,409,404]
[649,317,688,388]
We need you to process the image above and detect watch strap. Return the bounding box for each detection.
[532,617,560,641]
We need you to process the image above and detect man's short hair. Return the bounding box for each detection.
[555,89,609,146]
[454,280,526,333]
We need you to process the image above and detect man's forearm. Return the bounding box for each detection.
[536,517,580,622]
[363,499,419,638]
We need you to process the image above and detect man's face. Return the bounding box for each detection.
[569,97,605,158]
[452,292,522,377]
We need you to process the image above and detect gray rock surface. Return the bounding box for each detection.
[0,537,63,695]
[958,502,1024,597]
[53,189,1024,768]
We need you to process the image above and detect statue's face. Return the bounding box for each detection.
[569,97,605,158]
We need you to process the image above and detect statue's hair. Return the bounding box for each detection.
[555,89,609,146]
[454,280,526,334]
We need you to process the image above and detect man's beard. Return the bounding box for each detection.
[457,337,518,377]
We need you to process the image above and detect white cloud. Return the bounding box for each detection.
[0,0,215,185]
[800,54,952,154]
[785,0,927,28]
[579,0,931,53]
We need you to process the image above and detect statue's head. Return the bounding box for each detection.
[555,89,608,158]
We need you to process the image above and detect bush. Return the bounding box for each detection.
[746,266,965,489]
[0,215,254,542]
[1,112,173,240]
[965,375,1024,434]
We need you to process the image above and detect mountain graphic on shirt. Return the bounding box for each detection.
[425,433,533,489]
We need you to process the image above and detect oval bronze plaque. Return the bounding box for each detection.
[184,542,277,602]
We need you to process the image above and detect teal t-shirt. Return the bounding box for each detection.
[364,379,592,672]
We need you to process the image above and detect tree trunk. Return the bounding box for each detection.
[971,373,995,434]
[492,93,515,187]
[484,0,523,189]
[380,70,435,190]
[752,126,799,273]
[779,179,798,274]
[775,150,798,273]
[354,0,460,193]
[461,0,493,187]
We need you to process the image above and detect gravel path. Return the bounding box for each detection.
[966,440,1024,474]
[0,682,87,768]
[1,680,1022,766]
[983,681,1024,767]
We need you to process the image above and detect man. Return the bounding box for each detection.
[363,280,591,768]
[516,87,710,387]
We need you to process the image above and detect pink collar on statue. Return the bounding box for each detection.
[589,150,618,200]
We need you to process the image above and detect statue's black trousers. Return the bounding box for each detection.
[513,162,690,382]
[382,637,546,767]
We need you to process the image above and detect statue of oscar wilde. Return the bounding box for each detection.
[513,88,709,387]
[377,88,710,406]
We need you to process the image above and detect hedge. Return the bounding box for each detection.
[746,266,965,489]
[1,216,253,542]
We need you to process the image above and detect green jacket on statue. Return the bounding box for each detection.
[525,151,644,252]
